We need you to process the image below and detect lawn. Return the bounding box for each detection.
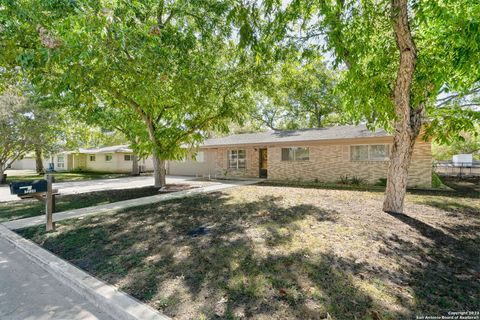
[19,185,479,319]
[5,171,132,183]
[0,185,193,223]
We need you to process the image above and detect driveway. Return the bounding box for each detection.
[0,175,212,202]
[0,233,113,320]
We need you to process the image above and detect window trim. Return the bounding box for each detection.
[228,149,246,169]
[124,154,132,161]
[105,154,113,162]
[195,151,205,163]
[350,144,390,162]
[89,155,96,162]
[281,147,310,162]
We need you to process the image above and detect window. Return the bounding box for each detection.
[105,154,113,162]
[57,155,65,168]
[350,145,390,161]
[89,155,96,162]
[195,152,205,163]
[124,154,132,161]
[228,150,246,169]
[281,147,310,161]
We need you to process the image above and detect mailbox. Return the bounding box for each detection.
[10,180,48,195]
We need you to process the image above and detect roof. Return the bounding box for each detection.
[78,145,133,154]
[201,125,390,147]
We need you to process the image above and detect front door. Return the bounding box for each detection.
[259,148,268,178]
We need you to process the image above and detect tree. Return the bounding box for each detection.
[241,0,480,213]
[251,58,342,131]
[0,93,32,182]
[2,0,259,188]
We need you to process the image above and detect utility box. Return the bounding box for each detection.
[452,154,473,166]
[10,180,48,195]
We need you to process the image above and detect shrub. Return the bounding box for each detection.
[338,175,350,185]
[375,177,387,187]
[432,172,444,189]
[338,175,366,186]
[350,176,365,186]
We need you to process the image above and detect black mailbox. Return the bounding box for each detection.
[10,180,48,195]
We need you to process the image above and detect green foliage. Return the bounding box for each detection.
[1,0,261,163]
[251,57,342,130]
[0,91,33,173]
[375,178,388,187]
[337,175,366,186]
[431,172,444,189]
[432,127,480,160]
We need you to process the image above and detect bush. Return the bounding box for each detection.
[432,172,444,189]
[375,177,387,187]
[337,175,366,186]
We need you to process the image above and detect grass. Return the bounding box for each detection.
[0,186,172,223]
[5,171,132,183]
[18,184,479,319]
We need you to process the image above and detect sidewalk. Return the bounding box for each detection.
[0,234,113,320]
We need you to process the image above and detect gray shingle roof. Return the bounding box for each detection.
[79,145,132,154]
[202,125,389,147]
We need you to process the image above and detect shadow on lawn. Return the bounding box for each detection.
[381,211,479,315]
[20,192,381,319]
[19,191,479,319]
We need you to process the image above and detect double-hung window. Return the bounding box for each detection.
[281,147,310,161]
[350,144,390,161]
[105,154,113,162]
[89,155,96,162]
[228,150,246,169]
[124,154,132,161]
[57,155,65,168]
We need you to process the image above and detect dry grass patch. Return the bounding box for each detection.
[19,185,479,319]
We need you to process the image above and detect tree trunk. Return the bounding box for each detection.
[152,153,166,188]
[383,0,420,214]
[131,154,140,176]
[35,148,44,174]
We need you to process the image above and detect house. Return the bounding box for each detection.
[9,152,50,170]
[10,145,154,173]
[168,125,432,187]
[65,145,154,173]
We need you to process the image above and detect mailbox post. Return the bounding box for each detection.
[10,175,58,232]
[45,175,54,231]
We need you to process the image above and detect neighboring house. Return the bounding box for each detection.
[10,145,154,173]
[168,125,432,187]
[68,145,154,173]
[9,152,50,170]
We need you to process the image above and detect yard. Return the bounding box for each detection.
[18,184,479,319]
[5,170,131,183]
[0,184,194,223]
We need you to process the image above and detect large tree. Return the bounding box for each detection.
[2,0,259,188]
[241,0,480,213]
[252,58,342,130]
[0,92,32,182]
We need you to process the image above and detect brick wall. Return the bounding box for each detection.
[211,138,432,187]
[214,147,259,178]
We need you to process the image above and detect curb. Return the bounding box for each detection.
[0,225,169,320]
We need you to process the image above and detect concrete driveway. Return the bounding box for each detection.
[0,175,213,203]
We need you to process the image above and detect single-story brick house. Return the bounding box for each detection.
[168,125,432,187]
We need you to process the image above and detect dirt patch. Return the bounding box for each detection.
[19,186,479,319]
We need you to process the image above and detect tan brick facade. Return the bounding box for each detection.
[209,137,432,187]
